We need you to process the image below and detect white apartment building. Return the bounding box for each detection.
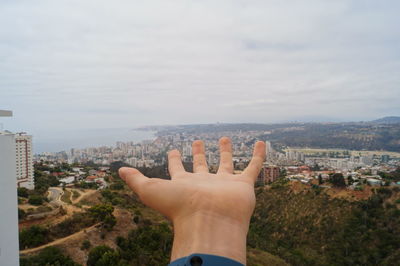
[15,133,34,189]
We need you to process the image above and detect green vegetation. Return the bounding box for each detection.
[81,240,91,250]
[87,223,172,266]
[76,181,99,189]
[379,167,400,182]
[19,226,50,249]
[49,212,97,240]
[87,245,121,266]
[100,189,139,208]
[19,205,116,249]
[28,194,45,206]
[248,184,400,265]
[33,169,60,194]
[18,187,29,198]
[329,173,346,188]
[109,181,124,190]
[20,246,79,266]
[88,204,116,230]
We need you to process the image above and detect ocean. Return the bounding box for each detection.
[33,128,156,153]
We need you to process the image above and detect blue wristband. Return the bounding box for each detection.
[168,253,244,266]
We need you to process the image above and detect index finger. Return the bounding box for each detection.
[242,141,266,182]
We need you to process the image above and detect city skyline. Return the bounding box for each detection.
[1,1,400,146]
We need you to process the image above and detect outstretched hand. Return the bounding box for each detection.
[119,137,266,264]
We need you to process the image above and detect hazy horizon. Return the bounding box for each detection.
[9,116,399,153]
[1,1,399,144]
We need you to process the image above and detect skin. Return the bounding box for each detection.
[119,137,266,265]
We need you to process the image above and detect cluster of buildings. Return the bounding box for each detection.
[36,129,400,189]
[57,167,109,189]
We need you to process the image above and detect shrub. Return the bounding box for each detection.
[20,246,79,266]
[89,204,116,230]
[28,195,44,206]
[330,173,346,188]
[109,182,124,190]
[87,245,120,266]
[19,226,49,249]
[18,187,29,198]
[116,223,172,265]
[377,187,392,197]
[81,240,91,250]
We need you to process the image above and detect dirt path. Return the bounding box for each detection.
[20,223,99,255]
[72,189,97,204]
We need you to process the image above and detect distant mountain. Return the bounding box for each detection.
[372,116,400,124]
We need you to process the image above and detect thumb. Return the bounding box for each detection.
[119,167,149,195]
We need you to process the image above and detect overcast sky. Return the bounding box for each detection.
[1,0,400,150]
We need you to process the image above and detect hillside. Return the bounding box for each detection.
[248,181,400,265]
[372,116,400,124]
[20,186,286,266]
[20,178,400,266]
[148,122,400,152]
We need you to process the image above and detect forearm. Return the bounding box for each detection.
[171,211,249,264]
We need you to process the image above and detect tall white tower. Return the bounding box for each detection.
[0,110,20,266]
[15,133,34,189]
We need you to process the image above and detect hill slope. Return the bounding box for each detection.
[248,182,400,265]
[372,116,400,124]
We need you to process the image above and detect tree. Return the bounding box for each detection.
[18,187,29,198]
[330,173,346,188]
[89,204,116,230]
[89,204,114,220]
[28,195,44,206]
[103,215,117,230]
[318,174,323,185]
[19,226,49,249]
[116,223,172,265]
[87,245,120,266]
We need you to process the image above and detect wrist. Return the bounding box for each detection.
[171,211,249,264]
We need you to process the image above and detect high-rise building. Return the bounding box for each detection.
[265,141,273,161]
[257,163,280,184]
[15,132,34,190]
[263,165,280,183]
[381,154,390,163]
[0,110,20,266]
